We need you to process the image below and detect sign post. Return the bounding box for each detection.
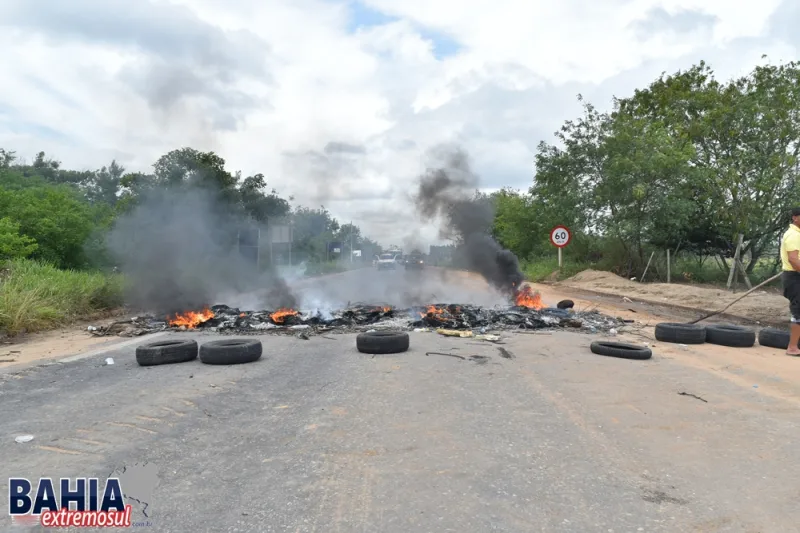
[549,225,571,268]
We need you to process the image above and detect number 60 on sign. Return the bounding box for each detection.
[550,226,571,268]
[550,226,571,248]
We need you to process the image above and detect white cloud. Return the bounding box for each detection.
[0,0,796,247]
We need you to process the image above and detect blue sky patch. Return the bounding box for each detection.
[347,1,462,59]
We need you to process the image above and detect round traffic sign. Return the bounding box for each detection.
[550,226,571,248]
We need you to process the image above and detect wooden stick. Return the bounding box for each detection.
[735,258,753,289]
[640,251,655,282]
[727,235,743,290]
[689,272,782,324]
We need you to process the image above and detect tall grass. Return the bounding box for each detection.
[0,259,125,335]
[522,257,591,282]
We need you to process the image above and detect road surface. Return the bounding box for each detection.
[3,267,800,532]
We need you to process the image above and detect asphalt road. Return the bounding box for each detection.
[3,268,800,532]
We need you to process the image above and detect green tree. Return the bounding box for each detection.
[0,186,94,268]
[0,217,38,260]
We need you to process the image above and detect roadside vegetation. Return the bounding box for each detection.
[0,148,378,337]
[490,60,800,288]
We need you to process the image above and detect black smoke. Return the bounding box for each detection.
[106,186,296,316]
[414,145,525,296]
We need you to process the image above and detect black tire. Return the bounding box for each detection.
[199,339,263,365]
[356,331,409,354]
[758,327,794,350]
[654,323,706,345]
[136,339,198,367]
[705,324,756,348]
[556,299,575,309]
[590,341,652,360]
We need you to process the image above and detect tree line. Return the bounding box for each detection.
[491,59,800,282]
[0,147,379,270]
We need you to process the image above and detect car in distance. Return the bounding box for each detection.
[376,253,399,270]
[404,252,425,270]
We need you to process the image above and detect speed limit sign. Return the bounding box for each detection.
[550,226,571,248]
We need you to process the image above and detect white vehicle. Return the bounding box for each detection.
[376,253,399,270]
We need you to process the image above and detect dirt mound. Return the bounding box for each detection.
[561,269,788,326]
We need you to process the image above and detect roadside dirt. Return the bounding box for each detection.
[530,281,800,404]
[0,315,130,370]
[559,269,787,326]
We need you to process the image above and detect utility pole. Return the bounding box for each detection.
[349,221,354,264]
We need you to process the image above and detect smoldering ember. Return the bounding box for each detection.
[92,287,626,338]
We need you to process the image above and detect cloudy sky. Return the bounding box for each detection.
[0,0,797,247]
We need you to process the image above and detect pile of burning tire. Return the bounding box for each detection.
[136,338,263,367]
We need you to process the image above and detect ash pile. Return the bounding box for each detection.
[92,298,625,338]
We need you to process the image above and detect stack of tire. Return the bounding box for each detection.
[655,322,797,350]
[135,338,263,367]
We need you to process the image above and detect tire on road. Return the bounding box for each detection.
[356,331,409,354]
[199,338,263,365]
[590,341,652,360]
[654,323,706,345]
[758,327,794,350]
[136,339,198,367]
[705,324,756,348]
[556,299,575,309]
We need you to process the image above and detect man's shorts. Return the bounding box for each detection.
[782,271,800,323]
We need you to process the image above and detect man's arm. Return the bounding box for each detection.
[789,250,800,272]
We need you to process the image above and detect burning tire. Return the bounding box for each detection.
[356,331,409,354]
[136,339,198,367]
[654,323,706,345]
[590,341,652,360]
[758,327,795,350]
[199,339,263,365]
[705,324,756,348]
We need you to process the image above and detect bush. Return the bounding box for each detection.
[0,259,125,335]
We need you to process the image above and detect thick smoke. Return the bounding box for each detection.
[106,186,296,316]
[414,145,525,296]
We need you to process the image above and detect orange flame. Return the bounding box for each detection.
[270,308,299,324]
[514,286,546,310]
[168,307,214,329]
[420,305,449,318]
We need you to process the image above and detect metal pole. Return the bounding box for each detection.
[558,247,562,268]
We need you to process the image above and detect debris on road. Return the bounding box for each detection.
[15,435,34,443]
[437,328,474,338]
[104,357,115,365]
[678,392,708,403]
[92,299,626,340]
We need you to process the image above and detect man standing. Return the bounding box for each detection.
[781,207,800,355]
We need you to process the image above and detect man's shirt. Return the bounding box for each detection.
[781,224,800,272]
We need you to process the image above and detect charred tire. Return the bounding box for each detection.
[356,331,409,354]
[136,339,198,366]
[199,339,263,365]
[590,341,652,360]
[654,323,706,345]
[556,299,575,310]
[758,327,795,350]
[705,324,756,348]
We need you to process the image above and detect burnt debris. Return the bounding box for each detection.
[91,303,625,338]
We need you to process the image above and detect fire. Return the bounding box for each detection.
[270,308,299,324]
[514,285,546,310]
[420,305,449,318]
[168,307,214,329]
